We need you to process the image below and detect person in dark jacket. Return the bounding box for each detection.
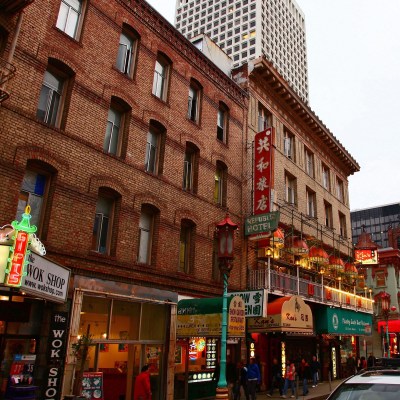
[246,358,261,400]
[267,357,282,397]
[310,355,320,387]
[234,361,249,400]
[298,358,312,396]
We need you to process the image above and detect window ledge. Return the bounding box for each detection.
[112,65,135,82]
[53,26,83,47]
[186,117,201,127]
[151,93,170,107]
[88,250,116,261]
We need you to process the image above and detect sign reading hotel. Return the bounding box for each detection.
[229,289,267,317]
[245,211,280,239]
[354,249,378,265]
[247,295,313,334]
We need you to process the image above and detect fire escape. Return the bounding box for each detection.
[0,0,34,103]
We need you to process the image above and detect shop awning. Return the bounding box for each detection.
[377,320,400,333]
[247,295,313,335]
[316,308,372,336]
[177,296,245,338]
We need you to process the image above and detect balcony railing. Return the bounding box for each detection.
[0,58,16,103]
[249,268,374,313]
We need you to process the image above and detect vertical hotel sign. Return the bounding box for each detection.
[4,206,37,287]
[254,128,274,215]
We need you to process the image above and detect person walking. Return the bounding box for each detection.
[246,358,261,400]
[234,361,249,400]
[310,355,320,387]
[267,357,282,397]
[281,361,296,399]
[134,365,152,400]
[299,358,311,396]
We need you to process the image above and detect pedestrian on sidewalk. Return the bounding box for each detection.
[246,358,261,400]
[281,361,296,399]
[234,361,249,400]
[267,357,282,397]
[310,355,320,387]
[299,358,311,396]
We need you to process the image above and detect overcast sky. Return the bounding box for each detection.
[146,0,400,211]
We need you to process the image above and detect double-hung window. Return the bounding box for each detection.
[116,26,139,77]
[145,130,158,174]
[322,164,330,191]
[217,102,229,143]
[182,143,199,193]
[306,188,316,218]
[214,161,227,206]
[284,130,295,160]
[56,0,83,39]
[92,196,113,254]
[104,108,121,155]
[285,173,296,205]
[137,207,155,264]
[187,80,202,123]
[258,103,272,132]
[179,219,195,273]
[152,53,171,101]
[304,147,314,178]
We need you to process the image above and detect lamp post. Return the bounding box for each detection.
[380,292,397,358]
[215,214,238,400]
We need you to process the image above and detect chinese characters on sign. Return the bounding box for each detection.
[354,249,378,265]
[254,128,274,215]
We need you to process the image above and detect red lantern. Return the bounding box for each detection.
[216,214,238,259]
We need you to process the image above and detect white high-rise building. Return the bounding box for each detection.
[175,0,309,102]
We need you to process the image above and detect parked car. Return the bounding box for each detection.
[326,369,400,400]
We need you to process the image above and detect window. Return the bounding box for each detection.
[306,188,316,218]
[137,205,158,264]
[324,201,333,229]
[375,271,386,287]
[116,25,140,77]
[258,103,272,131]
[283,130,295,160]
[336,176,344,202]
[16,167,51,233]
[339,212,347,238]
[36,60,74,128]
[285,173,296,204]
[187,79,202,123]
[322,164,330,191]
[217,102,229,143]
[103,97,130,157]
[92,189,120,255]
[183,142,199,193]
[214,161,228,206]
[178,219,195,273]
[152,52,171,101]
[145,120,165,175]
[56,0,84,39]
[304,147,314,178]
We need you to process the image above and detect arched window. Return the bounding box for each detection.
[187,78,202,123]
[179,219,196,273]
[137,204,159,265]
[116,24,140,77]
[145,120,166,175]
[214,161,228,207]
[183,142,199,193]
[152,52,172,101]
[217,101,229,143]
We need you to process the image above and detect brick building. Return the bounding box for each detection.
[0,1,247,399]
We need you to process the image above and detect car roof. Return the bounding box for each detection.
[345,370,400,385]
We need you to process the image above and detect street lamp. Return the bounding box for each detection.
[215,214,238,400]
[380,292,397,358]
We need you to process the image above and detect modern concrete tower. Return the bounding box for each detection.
[175,0,309,102]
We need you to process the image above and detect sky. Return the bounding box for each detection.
[146,0,400,211]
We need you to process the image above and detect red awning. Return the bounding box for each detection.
[377,320,400,333]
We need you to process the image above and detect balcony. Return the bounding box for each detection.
[0,58,16,103]
[0,0,34,15]
[248,268,374,313]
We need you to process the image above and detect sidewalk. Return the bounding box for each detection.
[260,379,346,400]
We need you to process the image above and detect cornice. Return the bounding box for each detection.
[116,0,248,106]
[247,57,360,176]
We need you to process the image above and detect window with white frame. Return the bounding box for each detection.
[258,102,272,132]
[187,79,202,123]
[339,212,347,238]
[336,176,344,202]
[322,163,330,191]
[306,188,316,218]
[304,147,314,178]
[145,121,165,175]
[178,219,195,273]
[324,201,333,229]
[285,172,296,204]
[283,130,295,160]
[217,102,229,143]
[137,205,157,264]
[92,195,115,254]
[56,0,83,39]
[214,161,227,206]
[116,25,140,77]
[183,142,199,193]
[152,53,171,101]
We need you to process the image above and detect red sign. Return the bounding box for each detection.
[5,230,29,286]
[354,249,378,265]
[254,128,274,215]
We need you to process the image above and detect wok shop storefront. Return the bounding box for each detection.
[316,308,373,379]
[175,296,245,400]
[247,296,314,389]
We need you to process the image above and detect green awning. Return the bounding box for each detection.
[316,308,372,336]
